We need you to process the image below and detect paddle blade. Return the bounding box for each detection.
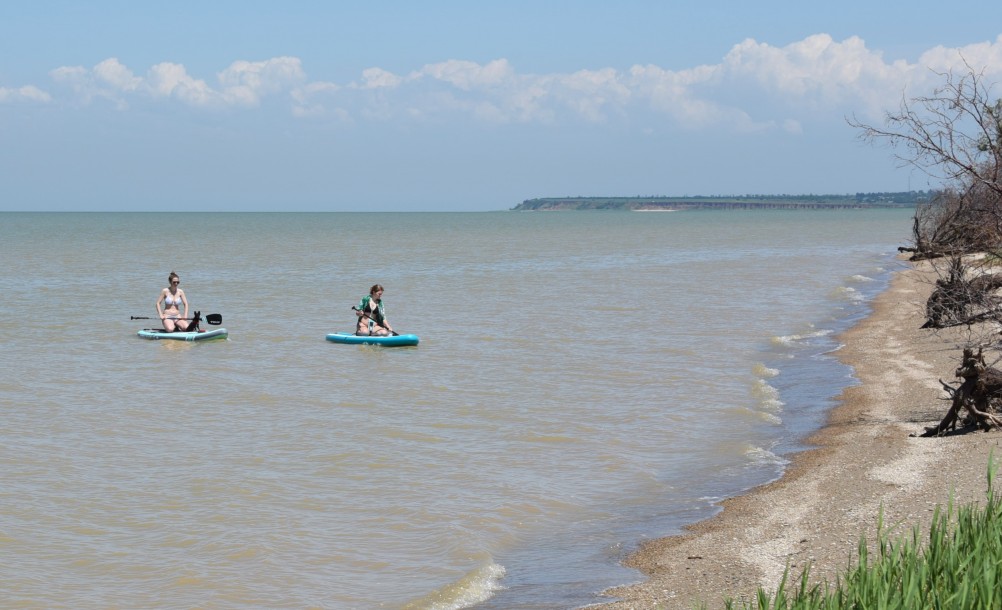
[206,313,222,325]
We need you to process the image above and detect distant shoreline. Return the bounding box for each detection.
[511,192,927,211]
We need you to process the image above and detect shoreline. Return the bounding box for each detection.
[596,258,1002,609]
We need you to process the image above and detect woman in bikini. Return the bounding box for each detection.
[157,271,192,332]
[355,284,394,336]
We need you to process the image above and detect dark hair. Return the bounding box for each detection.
[168,271,180,284]
[369,284,384,296]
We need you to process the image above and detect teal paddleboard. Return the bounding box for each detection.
[326,332,419,347]
[137,328,228,342]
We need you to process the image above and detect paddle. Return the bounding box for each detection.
[351,306,399,336]
[131,313,223,325]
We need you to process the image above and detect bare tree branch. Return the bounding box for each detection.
[853,62,1002,437]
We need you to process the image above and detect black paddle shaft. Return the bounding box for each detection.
[131,313,223,325]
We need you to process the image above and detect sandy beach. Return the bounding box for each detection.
[598,258,1002,609]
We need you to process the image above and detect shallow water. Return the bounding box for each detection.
[0,209,911,608]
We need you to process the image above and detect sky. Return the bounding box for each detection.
[2,1,1002,211]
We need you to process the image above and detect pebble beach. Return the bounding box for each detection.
[598,257,1002,609]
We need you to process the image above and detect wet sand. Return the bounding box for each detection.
[598,259,1002,609]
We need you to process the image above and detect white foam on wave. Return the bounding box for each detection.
[407,561,506,610]
[724,405,782,425]
[751,379,783,412]
[752,363,779,378]
[832,285,865,302]
[757,411,783,425]
[848,274,876,283]
[743,444,788,468]
[771,327,834,347]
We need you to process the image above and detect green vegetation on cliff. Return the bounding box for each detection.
[511,192,929,211]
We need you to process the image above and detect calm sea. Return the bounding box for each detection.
[1,209,911,609]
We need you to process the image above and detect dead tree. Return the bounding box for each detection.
[921,257,1002,328]
[919,348,1002,436]
[908,193,1002,260]
[849,63,1002,261]
[852,63,1002,438]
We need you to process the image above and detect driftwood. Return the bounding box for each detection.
[919,348,1002,436]
[921,258,1002,329]
[899,246,968,262]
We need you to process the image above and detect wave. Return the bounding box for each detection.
[771,327,834,347]
[403,561,506,610]
[742,444,788,469]
[831,285,865,302]
[752,378,784,413]
[753,363,779,378]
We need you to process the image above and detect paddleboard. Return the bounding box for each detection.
[137,328,228,342]
[326,332,419,347]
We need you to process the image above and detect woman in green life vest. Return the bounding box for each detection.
[355,284,394,336]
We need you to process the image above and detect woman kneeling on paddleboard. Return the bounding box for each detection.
[157,271,194,332]
[355,284,394,336]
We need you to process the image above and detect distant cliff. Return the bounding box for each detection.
[511,192,929,211]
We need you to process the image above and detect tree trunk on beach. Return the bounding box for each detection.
[921,257,1002,329]
[918,348,1002,436]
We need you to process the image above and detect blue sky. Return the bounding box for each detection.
[2,1,1001,211]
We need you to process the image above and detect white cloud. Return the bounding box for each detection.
[51,58,172,109]
[415,59,513,90]
[356,67,403,90]
[50,60,136,109]
[217,56,306,105]
[0,84,51,103]
[714,34,1002,121]
[919,34,1002,76]
[551,68,631,122]
[47,56,307,110]
[623,63,781,133]
[291,81,343,118]
[94,58,142,92]
[33,34,1002,128]
[146,57,306,108]
[147,62,219,106]
[719,34,917,116]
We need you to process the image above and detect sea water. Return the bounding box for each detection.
[0,209,912,609]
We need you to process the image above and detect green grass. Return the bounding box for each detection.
[719,455,1001,610]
